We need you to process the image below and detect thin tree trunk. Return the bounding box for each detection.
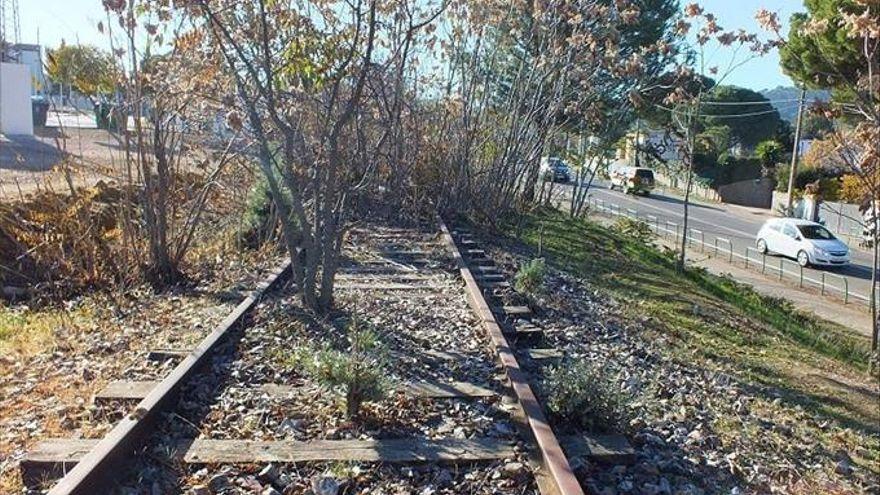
[677,94,701,273]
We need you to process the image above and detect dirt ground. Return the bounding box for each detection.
[0,111,133,199]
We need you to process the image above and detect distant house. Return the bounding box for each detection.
[621,129,684,164]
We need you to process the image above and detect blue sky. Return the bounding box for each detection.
[18,0,803,91]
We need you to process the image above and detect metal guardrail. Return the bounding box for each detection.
[713,237,733,262]
[586,195,874,308]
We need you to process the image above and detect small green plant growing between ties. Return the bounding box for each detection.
[543,359,631,433]
[292,315,389,419]
[514,258,546,295]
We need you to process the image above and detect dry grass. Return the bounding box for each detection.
[0,306,93,358]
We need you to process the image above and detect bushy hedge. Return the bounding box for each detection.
[775,164,843,200]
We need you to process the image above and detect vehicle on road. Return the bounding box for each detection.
[609,166,655,195]
[540,157,572,183]
[756,218,850,268]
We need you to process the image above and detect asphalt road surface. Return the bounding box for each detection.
[556,180,878,306]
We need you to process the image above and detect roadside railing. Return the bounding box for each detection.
[586,195,875,308]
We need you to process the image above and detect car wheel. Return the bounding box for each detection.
[797,250,810,267]
[609,183,615,191]
[756,239,768,254]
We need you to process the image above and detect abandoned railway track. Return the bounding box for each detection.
[22,218,631,495]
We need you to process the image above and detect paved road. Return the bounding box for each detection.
[557,180,878,306]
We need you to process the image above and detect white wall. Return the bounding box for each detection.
[16,47,46,95]
[0,63,34,135]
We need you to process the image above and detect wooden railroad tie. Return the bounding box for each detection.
[21,437,516,485]
[95,379,496,404]
[377,249,430,257]
[337,266,420,275]
[23,435,633,487]
[505,324,543,345]
[470,265,500,274]
[560,434,636,465]
[470,258,495,268]
[21,438,516,485]
[369,233,436,241]
[495,306,532,318]
[519,348,563,361]
[335,273,437,283]
[474,273,506,283]
[335,282,446,291]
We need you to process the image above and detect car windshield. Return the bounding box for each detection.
[798,225,835,240]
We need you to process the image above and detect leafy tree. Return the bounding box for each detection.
[45,43,116,105]
[801,111,835,139]
[755,140,784,168]
[779,0,865,90]
[701,85,783,149]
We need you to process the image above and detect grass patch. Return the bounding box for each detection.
[0,307,90,357]
[498,207,877,433]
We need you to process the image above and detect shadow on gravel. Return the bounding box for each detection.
[0,135,61,172]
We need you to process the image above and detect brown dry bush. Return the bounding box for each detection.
[0,163,260,302]
[0,182,134,299]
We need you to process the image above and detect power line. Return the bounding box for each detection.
[652,102,798,119]
[700,98,801,106]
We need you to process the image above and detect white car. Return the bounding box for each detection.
[756,218,850,267]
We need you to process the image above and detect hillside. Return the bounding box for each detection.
[760,86,831,121]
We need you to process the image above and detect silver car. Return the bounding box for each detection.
[756,218,850,267]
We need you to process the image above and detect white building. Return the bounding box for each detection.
[5,44,45,95]
[0,61,34,135]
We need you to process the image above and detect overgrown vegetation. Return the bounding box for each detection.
[0,184,130,298]
[513,258,546,295]
[0,168,259,301]
[613,217,655,243]
[289,316,389,419]
[237,178,278,249]
[501,208,877,432]
[544,359,631,433]
[0,307,90,358]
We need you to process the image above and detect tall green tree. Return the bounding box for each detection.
[779,0,865,90]
[701,85,782,149]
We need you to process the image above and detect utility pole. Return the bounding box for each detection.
[785,87,807,216]
[634,118,641,168]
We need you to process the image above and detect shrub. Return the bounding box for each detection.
[613,217,654,243]
[775,164,842,195]
[292,316,389,419]
[237,178,277,249]
[840,174,869,203]
[514,258,546,295]
[543,360,631,433]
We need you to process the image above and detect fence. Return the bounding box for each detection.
[588,195,875,308]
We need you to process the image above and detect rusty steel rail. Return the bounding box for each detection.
[47,260,292,495]
[437,218,585,495]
